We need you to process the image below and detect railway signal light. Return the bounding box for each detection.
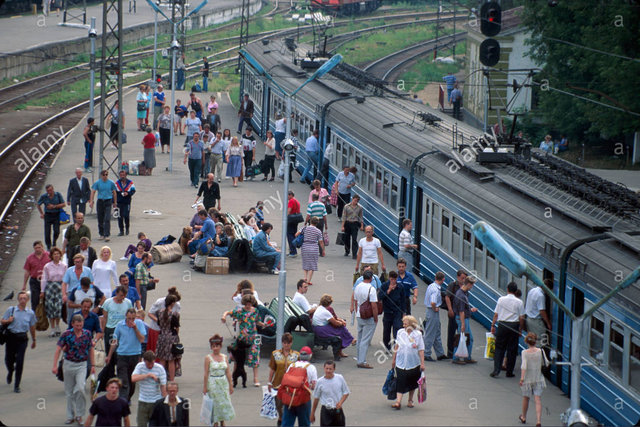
[480,1,501,37]
[479,39,500,67]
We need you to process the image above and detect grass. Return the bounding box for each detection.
[399,41,465,92]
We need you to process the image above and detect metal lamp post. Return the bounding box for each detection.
[242,51,343,349]
[472,220,640,427]
[146,0,208,171]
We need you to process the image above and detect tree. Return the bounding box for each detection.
[520,0,640,144]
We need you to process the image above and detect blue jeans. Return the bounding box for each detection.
[177,69,185,90]
[84,140,93,169]
[275,131,285,157]
[453,317,473,361]
[300,151,317,182]
[188,158,202,187]
[282,400,311,427]
[203,76,208,92]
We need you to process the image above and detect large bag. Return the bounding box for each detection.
[454,333,469,359]
[260,385,279,420]
[194,252,208,271]
[330,182,338,206]
[335,232,345,245]
[484,332,496,360]
[277,162,285,178]
[200,393,214,426]
[382,368,397,400]
[247,163,263,177]
[94,339,106,368]
[137,103,147,112]
[0,307,14,345]
[358,287,375,320]
[277,363,312,408]
[287,213,304,225]
[292,227,305,248]
[59,210,71,225]
[35,301,49,331]
[150,242,183,264]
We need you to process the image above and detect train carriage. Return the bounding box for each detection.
[240,40,640,426]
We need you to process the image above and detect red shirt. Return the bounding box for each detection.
[23,251,51,280]
[288,197,301,214]
[142,133,156,149]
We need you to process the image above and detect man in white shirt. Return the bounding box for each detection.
[282,346,317,427]
[292,280,317,316]
[310,360,349,426]
[397,219,418,271]
[423,272,447,361]
[132,350,167,427]
[490,282,525,378]
[524,279,552,347]
[350,270,378,369]
[355,225,385,275]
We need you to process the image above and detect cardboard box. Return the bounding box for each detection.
[206,257,229,275]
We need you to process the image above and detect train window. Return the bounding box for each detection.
[383,171,390,205]
[335,141,342,167]
[374,167,381,199]
[368,160,375,193]
[589,316,604,362]
[631,334,640,393]
[361,156,368,187]
[462,224,472,265]
[431,203,441,245]
[390,176,398,211]
[486,251,496,284]
[355,153,361,174]
[474,238,484,277]
[342,144,348,171]
[441,210,451,251]
[452,217,461,259]
[498,264,510,292]
[348,146,355,168]
[609,322,625,378]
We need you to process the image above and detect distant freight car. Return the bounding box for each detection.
[310,0,381,15]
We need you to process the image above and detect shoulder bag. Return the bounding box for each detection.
[0,307,15,345]
[292,227,305,248]
[359,287,374,319]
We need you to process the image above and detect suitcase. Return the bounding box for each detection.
[150,242,183,264]
[206,257,229,274]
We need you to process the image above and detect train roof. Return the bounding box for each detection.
[243,41,640,312]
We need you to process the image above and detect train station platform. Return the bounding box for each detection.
[0,0,242,54]
[0,88,573,425]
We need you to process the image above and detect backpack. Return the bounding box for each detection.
[277,364,311,408]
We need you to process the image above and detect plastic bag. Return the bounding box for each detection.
[260,385,278,420]
[94,338,106,367]
[200,393,214,426]
[382,369,397,400]
[277,162,285,178]
[484,332,496,360]
[417,372,427,403]
[454,333,469,359]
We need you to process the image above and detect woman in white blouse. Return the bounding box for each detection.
[91,246,118,296]
[519,332,547,426]
[391,315,425,409]
[41,247,67,337]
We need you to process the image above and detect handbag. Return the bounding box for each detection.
[323,231,330,246]
[137,103,147,111]
[336,232,345,245]
[171,343,185,356]
[0,307,14,345]
[56,358,64,382]
[382,368,397,400]
[59,210,71,225]
[287,213,304,224]
[359,287,375,319]
[35,301,49,331]
[200,393,214,426]
[292,227,305,248]
[417,372,427,403]
[324,202,332,215]
[94,338,106,368]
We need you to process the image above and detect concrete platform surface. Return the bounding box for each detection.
[0,0,241,54]
[0,89,572,426]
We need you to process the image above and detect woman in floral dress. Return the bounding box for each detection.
[41,247,66,337]
[156,295,180,380]
[221,294,264,386]
[203,334,234,426]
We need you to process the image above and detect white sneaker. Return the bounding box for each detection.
[272,269,280,275]
[120,256,128,261]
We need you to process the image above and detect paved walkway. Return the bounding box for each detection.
[0,0,241,54]
[0,89,573,425]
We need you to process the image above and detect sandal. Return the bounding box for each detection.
[253,382,261,387]
[391,402,401,410]
[407,401,414,408]
[518,415,526,424]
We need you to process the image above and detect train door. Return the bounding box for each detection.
[413,185,423,275]
[262,87,271,139]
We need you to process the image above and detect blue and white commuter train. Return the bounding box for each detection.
[239,40,640,426]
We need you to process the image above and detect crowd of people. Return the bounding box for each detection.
[0,90,557,427]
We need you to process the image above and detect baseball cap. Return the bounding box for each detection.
[300,346,312,355]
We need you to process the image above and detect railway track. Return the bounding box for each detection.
[363,32,466,82]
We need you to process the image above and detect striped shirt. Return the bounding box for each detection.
[132,362,167,403]
[398,229,413,253]
[307,201,327,219]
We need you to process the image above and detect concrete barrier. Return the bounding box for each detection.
[0,0,261,80]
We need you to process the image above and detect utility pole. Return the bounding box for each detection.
[88,16,97,181]
[98,0,123,176]
[238,0,250,99]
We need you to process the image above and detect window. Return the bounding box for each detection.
[348,146,354,168]
[474,238,484,277]
[335,141,342,168]
[368,160,375,193]
[631,334,640,393]
[390,176,399,211]
[431,203,441,245]
[498,264,510,292]
[441,210,451,251]
[382,171,390,205]
[589,316,604,360]
[486,251,496,284]
[609,322,624,378]
[341,143,348,171]
[360,155,368,187]
[452,217,461,259]
[375,167,383,199]
[462,224,472,265]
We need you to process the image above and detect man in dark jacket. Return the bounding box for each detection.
[67,168,91,218]
[69,237,98,268]
[237,93,254,134]
[115,170,136,236]
[378,271,404,351]
[149,381,189,426]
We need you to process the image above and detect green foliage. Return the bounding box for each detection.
[400,45,464,92]
[520,0,640,144]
